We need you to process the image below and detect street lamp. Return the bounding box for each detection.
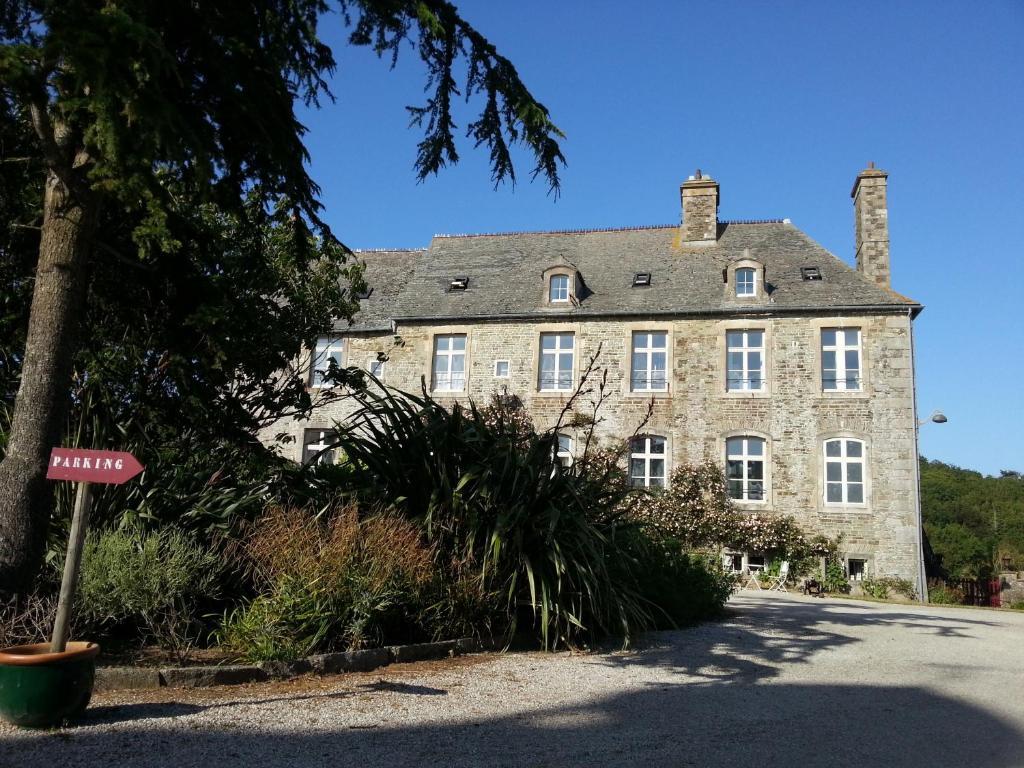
[914,409,947,603]
[918,410,947,427]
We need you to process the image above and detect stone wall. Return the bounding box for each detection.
[262,310,921,584]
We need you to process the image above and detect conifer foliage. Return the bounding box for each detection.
[0,1,564,593]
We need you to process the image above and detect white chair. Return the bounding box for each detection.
[767,561,790,592]
[743,567,764,590]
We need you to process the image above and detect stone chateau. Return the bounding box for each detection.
[271,165,925,590]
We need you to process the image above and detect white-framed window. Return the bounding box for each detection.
[723,552,745,573]
[824,438,866,505]
[726,436,766,502]
[303,428,338,465]
[736,267,757,297]
[848,558,867,581]
[432,334,466,391]
[631,331,668,392]
[310,337,345,388]
[629,435,667,488]
[746,554,766,571]
[549,274,570,303]
[494,360,510,378]
[556,434,573,468]
[367,357,385,380]
[822,328,862,391]
[726,330,765,392]
[539,332,574,391]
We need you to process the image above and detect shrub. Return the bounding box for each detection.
[219,506,434,661]
[0,592,58,647]
[75,526,222,656]
[624,533,734,626]
[822,557,851,594]
[927,584,966,605]
[861,576,917,601]
[330,385,653,650]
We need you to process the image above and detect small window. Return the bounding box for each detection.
[449,276,469,291]
[848,558,867,581]
[303,429,338,465]
[746,554,766,571]
[355,286,373,300]
[632,272,652,287]
[549,274,570,303]
[723,552,744,573]
[631,331,668,392]
[726,330,765,392]
[822,328,862,391]
[494,360,510,378]
[801,266,822,281]
[556,434,573,468]
[433,334,467,391]
[538,332,575,391]
[367,357,385,380]
[726,436,766,502]
[629,435,667,488]
[736,267,757,297]
[310,337,345,388]
[824,438,866,505]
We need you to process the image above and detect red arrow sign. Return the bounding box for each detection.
[46,448,145,485]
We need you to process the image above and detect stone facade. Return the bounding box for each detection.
[261,166,925,592]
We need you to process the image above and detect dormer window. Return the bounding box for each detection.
[736,267,757,297]
[632,272,652,287]
[549,274,570,303]
[449,276,469,291]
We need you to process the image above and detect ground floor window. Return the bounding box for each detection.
[303,429,338,465]
[847,558,867,581]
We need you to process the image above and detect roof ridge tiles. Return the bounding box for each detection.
[433,220,785,239]
[352,247,427,253]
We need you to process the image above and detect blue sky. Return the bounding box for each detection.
[300,1,1023,476]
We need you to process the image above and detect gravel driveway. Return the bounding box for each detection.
[3,592,1024,767]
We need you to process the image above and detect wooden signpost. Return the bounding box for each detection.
[45,448,145,653]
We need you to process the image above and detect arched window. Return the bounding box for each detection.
[824,438,866,504]
[726,436,766,501]
[735,267,757,297]
[549,274,570,303]
[629,435,667,488]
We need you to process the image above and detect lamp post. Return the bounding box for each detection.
[914,409,947,602]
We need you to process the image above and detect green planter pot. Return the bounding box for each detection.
[0,641,100,728]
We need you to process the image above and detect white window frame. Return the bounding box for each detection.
[432,334,467,392]
[629,435,667,488]
[824,438,866,506]
[494,359,510,378]
[549,274,570,303]
[538,332,575,391]
[736,267,757,297]
[367,356,385,380]
[821,328,862,391]
[303,428,337,465]
[726,330,765,392]
[556,434,573,468]
[310,337,345,388]
[847,558,868,582]
[630,331,668,392]
[726,436,767,503]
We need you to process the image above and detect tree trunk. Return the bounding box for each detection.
[0,166,98,595]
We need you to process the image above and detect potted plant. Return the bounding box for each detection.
[0,641,100,728]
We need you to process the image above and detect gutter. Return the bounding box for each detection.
[908,306,930,603]
[392,303,925,324]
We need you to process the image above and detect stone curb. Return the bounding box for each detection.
[95,637,480,692]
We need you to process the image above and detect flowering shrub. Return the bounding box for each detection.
[627,460,835,563]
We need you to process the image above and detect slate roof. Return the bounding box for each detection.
[343,222,920,330]
[341,249,422,331]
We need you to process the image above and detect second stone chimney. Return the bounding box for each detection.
[680,169,720,245]
[852,163,890,289]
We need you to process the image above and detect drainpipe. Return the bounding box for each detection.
[908,307,929,602]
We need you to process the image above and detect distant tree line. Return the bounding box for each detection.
[921,457,1024,579]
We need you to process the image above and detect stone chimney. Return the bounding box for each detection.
[680,169,720,245]
[851,163,890,288]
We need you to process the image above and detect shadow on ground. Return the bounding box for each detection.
[3,595,1021,767]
